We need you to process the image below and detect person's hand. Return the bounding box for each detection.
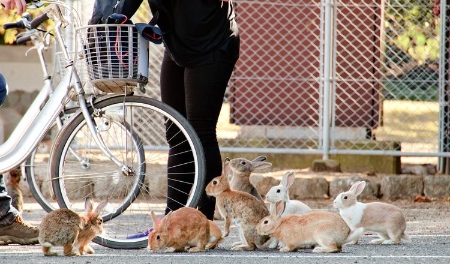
[0,0,27,15]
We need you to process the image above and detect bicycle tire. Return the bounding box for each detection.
[49,95,206,249]
[23,125,60,212]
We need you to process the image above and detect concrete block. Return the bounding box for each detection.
[250,174,280,198]
[289,177,329,199]
[423,176,450,198]
[380,175,423,200]
[329,176,379,199]
[312,159,341,172]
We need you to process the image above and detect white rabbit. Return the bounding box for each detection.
[333,180,410,245]
[266,171,312,216]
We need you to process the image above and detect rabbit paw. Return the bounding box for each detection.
[231,244,254,251]
[369,239,385,245]
[279,246,294,252]
[381,239,398,245]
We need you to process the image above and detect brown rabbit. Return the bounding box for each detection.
[148,207,210,253]
[227,156,272,201]
[6,167,23,213]
[257,201,350,253]
[205,160,272,251]
[38,197,107,256]
[207,219,223,249]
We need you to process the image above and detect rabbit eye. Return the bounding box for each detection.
[343,196,348,200]
[156,235,160,240]
[276,189,281,193]
[263,220,269,224]
[213,180,218,185]
[240,161,246,165]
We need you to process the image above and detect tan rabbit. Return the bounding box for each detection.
[333,181,410,245]
[207,220,223,249]
[148,207,210,253]
[227,156,272,201]
[6,167,23,213]
[256,201,350,253]
[38,197,107,256]
[205,160,272,251]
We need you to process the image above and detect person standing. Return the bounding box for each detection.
[0,72,39,245]
[1,0,39,245]
[147,0,240,219]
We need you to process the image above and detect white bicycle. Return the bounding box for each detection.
[0,0,205,249]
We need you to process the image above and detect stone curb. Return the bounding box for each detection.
[251,173,450,201]
[13,170,450,202]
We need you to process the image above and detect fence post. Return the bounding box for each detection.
[439,0,450,173]
[322,0,333,160]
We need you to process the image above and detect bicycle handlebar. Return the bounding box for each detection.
[30,12,48,28]
[3,20,26,29]
[16,35,32,45]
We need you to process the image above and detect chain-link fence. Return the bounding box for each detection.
[72,0,450,170]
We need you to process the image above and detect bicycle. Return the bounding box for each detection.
[3,11,78,212]
[0,0,206,249]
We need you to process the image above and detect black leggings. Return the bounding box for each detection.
[161,48,237,220]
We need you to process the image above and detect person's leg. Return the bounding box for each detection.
[0,174,39,245]
[183,50,237,219]
[160,51,192,214]
[0,174,18,226]
[160,45,238,219]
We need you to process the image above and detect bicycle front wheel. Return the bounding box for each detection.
[49,95,205,249]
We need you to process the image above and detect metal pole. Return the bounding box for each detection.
[438,0,449,173]
[322,0,333,160]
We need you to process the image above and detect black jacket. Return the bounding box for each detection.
[151,0,239,67]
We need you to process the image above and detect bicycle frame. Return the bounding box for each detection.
[0,2,130,174]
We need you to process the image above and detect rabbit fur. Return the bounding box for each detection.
[227,156,272,201]
[38,197,107,256]
[207,219,223,249]
[256,201,350,253]
[205,160,272,251]
[333,180,410,245]
[5,167,23,213]
[266,171,312,216]
[265,171,312,249]
[147,207,211,253]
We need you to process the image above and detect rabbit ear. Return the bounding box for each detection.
[163,211,173,232]
[94,200,108,217]
[275,201,286,217]
[348,181,360,192]
[281,172,295,189]
[251,161,272,171]
[150,211,159,229]
[223,158,232,179]
[252,155,267,162]
[85,197,94,214]
[353,181,366,196]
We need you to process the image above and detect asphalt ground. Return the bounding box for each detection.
[1,199,449,264]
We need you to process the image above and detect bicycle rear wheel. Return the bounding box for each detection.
[49,95,206,249]
[24,129,58,213]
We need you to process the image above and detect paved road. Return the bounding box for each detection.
[1,200,450,264]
